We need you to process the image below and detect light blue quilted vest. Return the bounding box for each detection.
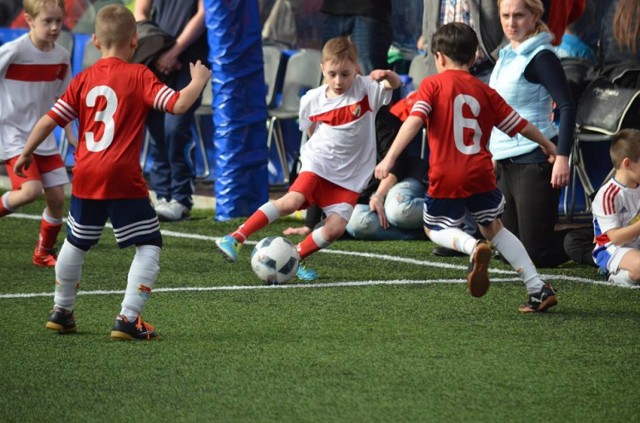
[489,32,558,160]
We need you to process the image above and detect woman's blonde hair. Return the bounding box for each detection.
[613,0,640,53]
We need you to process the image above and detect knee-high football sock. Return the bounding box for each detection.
[120,245,161,321]
[427,228,478,255]
[231,202,280,242]
[297,227,331,259]
[54,239,87,311]
[491,227,544,293]
[37,210,63,252]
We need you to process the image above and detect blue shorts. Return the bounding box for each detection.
[423,188,505,230]
[66,196,162,249]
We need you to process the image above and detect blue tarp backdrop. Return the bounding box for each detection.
[205,0,269,221]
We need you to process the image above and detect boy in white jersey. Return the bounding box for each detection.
[592,129,640,286]
[0,0,77,267]
[216,36,401,280]
[14,4,211,340]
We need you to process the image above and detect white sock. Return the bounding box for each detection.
[608,270,636,287]
[120,245,161,320]
[491,228,543,293]
[428,228,477,255]
[53,239,87,311]
[2,192,14,211]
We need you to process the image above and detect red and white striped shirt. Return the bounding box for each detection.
[48,57,179,199]
[298,75,392,193]
[592,178,640,251]
[410,69,527,198]
[0,34,71,160]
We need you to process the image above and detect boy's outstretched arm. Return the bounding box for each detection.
[519,122,557,161]
[369,69,402,91]
[172,60,212,114]
[14,115,58,177]
[375,115,423,180]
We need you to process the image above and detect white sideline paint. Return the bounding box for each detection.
[1,213,635,300]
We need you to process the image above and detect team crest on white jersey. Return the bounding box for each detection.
[351,103,361,117]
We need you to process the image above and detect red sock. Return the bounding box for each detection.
[297,234,321,259]
[38,218,62,252]
[231,210,269,242]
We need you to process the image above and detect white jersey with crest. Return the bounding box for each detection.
[592,178,640,268]
[298,75,392,193]
[0,34,71,160]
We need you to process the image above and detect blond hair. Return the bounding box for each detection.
[94,4,136,49]
[611,129,640,169]
[613,0,640,53]
[497,0,552,42]
[23,0,65,18]
[322,36,359,67]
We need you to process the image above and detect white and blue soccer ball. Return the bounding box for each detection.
[251,236,300,285]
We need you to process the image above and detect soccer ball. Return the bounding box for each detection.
[251,236,300,285]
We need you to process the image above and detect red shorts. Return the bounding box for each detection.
[4,154,67,189]
[289,172,360,210]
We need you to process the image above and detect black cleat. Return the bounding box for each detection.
[467,241,492,298]
[46,307,77,334]
[111,315,158,341]
[519,284,558,313]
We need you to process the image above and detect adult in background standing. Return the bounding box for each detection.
[320,0,392,75]
[490,0,576,268]
[420,0,504,83]
[134,0,209,221]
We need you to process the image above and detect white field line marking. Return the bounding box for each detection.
[3,213,635,301]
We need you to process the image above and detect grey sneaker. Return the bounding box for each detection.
[155,198,169,214]
[157,199,190,222]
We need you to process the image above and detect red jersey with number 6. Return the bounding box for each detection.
[409,69,527,198]
[47,56,179,199]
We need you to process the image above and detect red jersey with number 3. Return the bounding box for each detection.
[410,69,527,198]
[47,57,179,199]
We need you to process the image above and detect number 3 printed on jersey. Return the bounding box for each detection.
[453,94,482,155]
[85,85,117,152]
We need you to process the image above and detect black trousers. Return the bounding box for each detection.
[496,160,570,268]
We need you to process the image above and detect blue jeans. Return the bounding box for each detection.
[146,65,201,209]
[322,14,392,74]
[345,177,425,241]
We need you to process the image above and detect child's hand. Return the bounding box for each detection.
[190,60,212,85]
[369,69,388,82]
[375,157,394,180]
[14,153,33,178]
[540,141,557,164]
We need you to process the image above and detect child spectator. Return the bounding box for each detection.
[0,0,76,268]
[375,23,558,313]
[592,129,640,286]
[216,36,401,280]
[14,4,211,340]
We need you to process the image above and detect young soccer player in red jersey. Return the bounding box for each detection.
[14,4,211,340]
[0,0,77,267]
[375,23,559,313]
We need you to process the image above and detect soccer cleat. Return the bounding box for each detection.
[156,199,190,222]
[519,284,558,313]
[111,315,158,341]
[33,246,57,268]
[296,260,318,281]
[215,235,242,262]
[467,240,492,298]
[46,307,77,334]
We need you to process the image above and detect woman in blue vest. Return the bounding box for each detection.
[489,0,576,268]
